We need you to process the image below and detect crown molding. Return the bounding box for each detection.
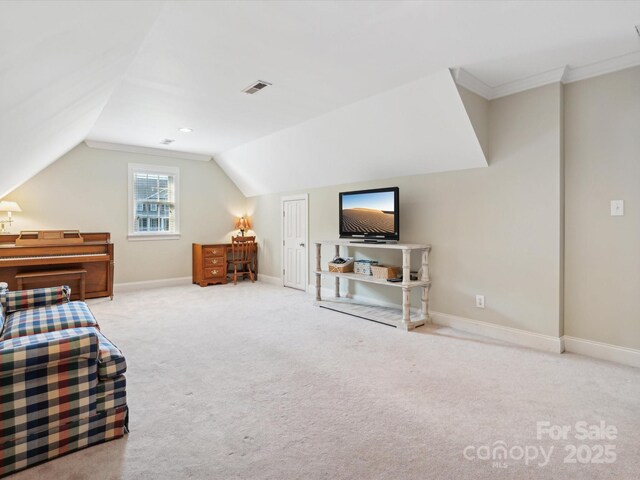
[84,140,212,162]
[450,67,493,99]
[563,50,640,84]
[453,50,640,100]
[491,65,568,99]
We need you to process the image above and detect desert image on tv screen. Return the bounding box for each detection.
[341,191,395,234]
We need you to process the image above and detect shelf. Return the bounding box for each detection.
[314,239,431,331]
[316,298,427,330]
[315,240,430,250]
[316,270,429,289]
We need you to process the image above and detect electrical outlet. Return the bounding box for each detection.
[475,295,485,308]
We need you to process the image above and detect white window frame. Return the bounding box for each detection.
[128,163,180,241]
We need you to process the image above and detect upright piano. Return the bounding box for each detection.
[0,232,114,299]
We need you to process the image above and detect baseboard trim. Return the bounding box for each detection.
[303,286,640,367]
[115,274,282,292]
[430,311,564,353]
[259,274,281,286]
[563,336,640,369]
[114,276,192,293]
[307,288,562,353]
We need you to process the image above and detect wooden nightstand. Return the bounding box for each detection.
[192,243,259,287]
[192,244,228,286]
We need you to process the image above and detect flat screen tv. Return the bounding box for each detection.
[339,187,399,242]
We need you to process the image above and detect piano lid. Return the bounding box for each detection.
[16,230,83,246]
[0,232,111,248]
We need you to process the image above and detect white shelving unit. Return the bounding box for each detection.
[314,240,431,330]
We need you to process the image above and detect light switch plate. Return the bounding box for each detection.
[611,200,624,216]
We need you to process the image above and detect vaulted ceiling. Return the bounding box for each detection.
[1,1,639,198]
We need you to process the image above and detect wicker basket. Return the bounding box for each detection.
[328,257,354,273]
[370,265,399,279]
[354,260,379,275]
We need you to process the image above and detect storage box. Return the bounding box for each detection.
[328,257,354,273]
[370,265,399,279]
[354,259,379,275]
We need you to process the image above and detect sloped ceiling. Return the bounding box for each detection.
[0,1,163,198]
[217,69,486,197]
[1,1,639,198]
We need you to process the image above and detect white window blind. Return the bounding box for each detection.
[128,164,180,240]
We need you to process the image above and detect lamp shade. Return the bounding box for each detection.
[0,201,21,213]
[234,216,251,231]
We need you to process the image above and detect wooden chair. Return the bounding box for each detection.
[230,236,256,285]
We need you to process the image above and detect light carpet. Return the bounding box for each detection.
[10,282,640,479]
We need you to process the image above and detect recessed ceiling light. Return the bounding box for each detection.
[178,127,193,133]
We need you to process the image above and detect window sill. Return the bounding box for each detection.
[128,233,181,241]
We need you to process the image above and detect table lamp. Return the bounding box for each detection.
[234,216,251,236]
[0,201,21,234]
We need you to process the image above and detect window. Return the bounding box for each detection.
[137,218,148,231]
[128,164,180,240]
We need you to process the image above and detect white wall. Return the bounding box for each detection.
[564,66,640,349]
[457,85,489,160]
[4,143,247,284]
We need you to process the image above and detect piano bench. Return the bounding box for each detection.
[15,268,87,301]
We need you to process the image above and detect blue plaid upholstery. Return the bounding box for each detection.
[0,330,99,441]
[97,375,127,412]
[0,327,97,373]
[95,330,127,379]
[1,301,98,341]
[1,406,127,477]
[0,287,127,477]
[0,287,6,334]
[0,325,126,379]
[1,285,70,314]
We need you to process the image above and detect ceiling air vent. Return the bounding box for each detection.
[160,138,175,145]
[242,80,272,94]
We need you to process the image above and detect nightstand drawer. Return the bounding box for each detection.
[204,247,225,257]
[204,267,226,278]
[193,242,257,287]
[203,256,224,267]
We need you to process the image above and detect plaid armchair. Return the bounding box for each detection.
[0,286,127,477]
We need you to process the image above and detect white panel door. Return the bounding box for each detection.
[282,196,307,290]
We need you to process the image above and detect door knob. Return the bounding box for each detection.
[299,243,305,247]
